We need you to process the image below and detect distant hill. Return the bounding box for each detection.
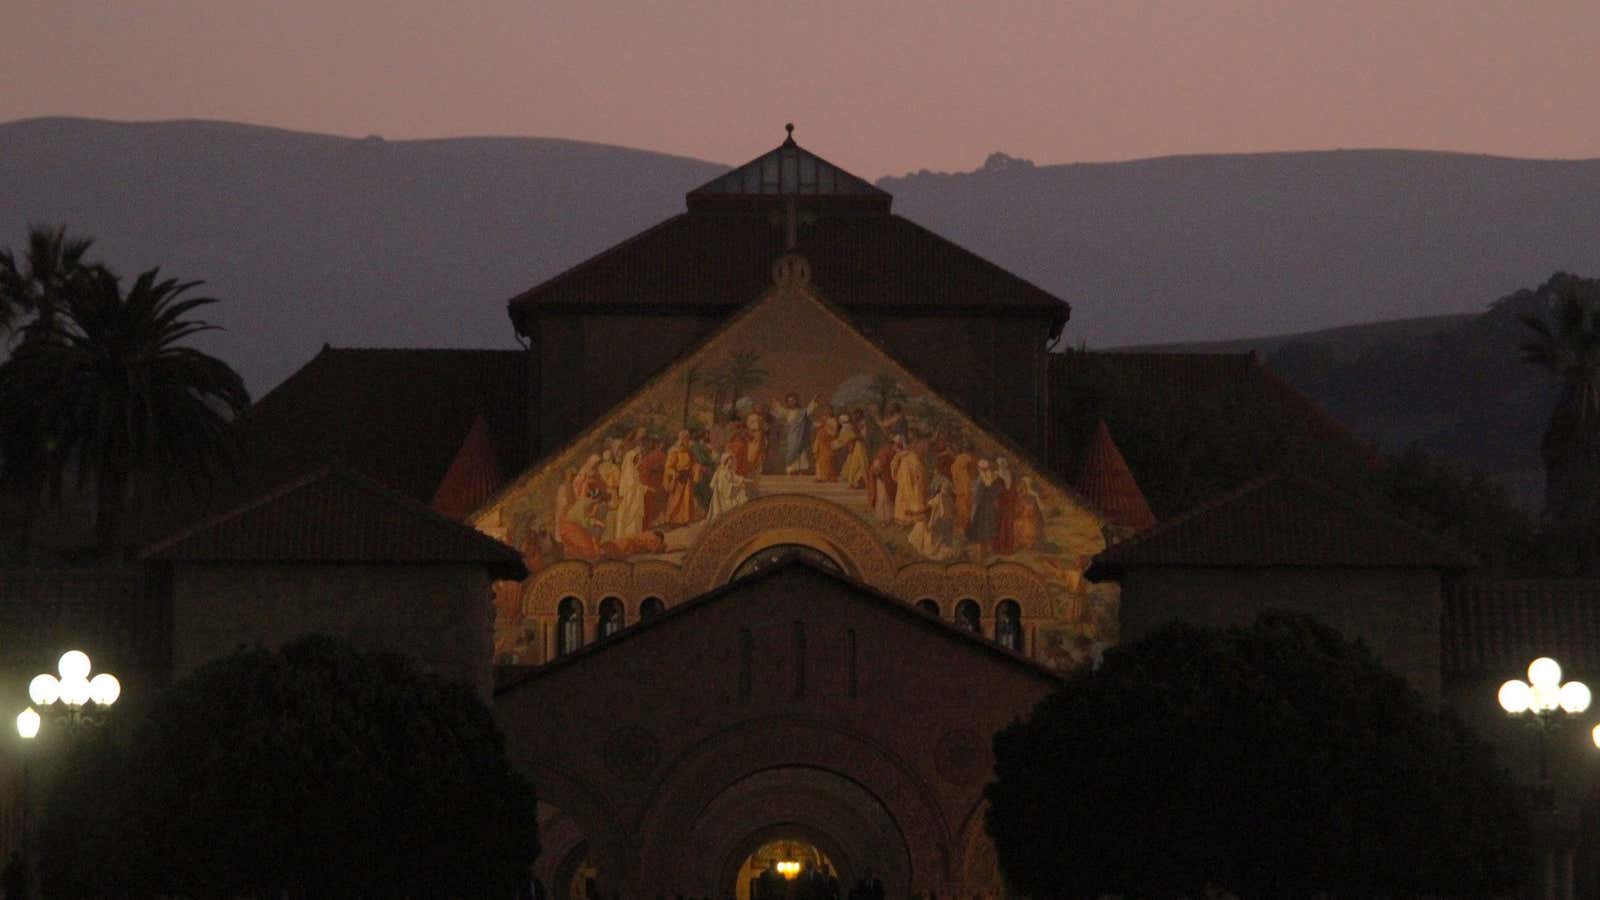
[883,150,1600,350]
[0,118,727,394]
[2,118,1596,490]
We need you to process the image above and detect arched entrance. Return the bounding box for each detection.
[731,837,839,900]
[641,761,921,897]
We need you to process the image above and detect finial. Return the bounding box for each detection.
[784,123,795,144]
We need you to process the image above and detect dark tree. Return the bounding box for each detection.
[0,260,249,553]
[986,612,1529,900]
[0,223,104,340]
[1520,273,1600,569]
[36,636,539,899]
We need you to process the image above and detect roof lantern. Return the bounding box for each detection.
[687,124,891,215]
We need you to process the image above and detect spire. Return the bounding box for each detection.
[1074,420,1156,531]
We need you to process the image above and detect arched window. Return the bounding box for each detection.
[598,597,624,638]
[915,598,940,616]
[557,597,584,656]
[995,599,1022,651]
[639,596,665,620]
[954,598,981,633]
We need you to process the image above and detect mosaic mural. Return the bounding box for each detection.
[474,274,1116,668]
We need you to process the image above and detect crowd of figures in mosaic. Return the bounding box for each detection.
[475,289,1115,670]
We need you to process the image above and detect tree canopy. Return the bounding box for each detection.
[1519,272,1600,570]
[37,636,539,899]
[985,611,1529,900]
[0,224,249,556]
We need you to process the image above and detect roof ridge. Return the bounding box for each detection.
[1090,472,1476,572]
[888,214,1069,335]
[507,214,690,318]
[140,462,524,570]
[140,464,337,556]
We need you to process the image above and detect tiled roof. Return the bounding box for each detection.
[235,347,526,504]
[1050,351,1379,469]
[1088,473,1475,574]
[1073,420,1156,531]
[1444,579,1600,678]
[431,414,506,521]
[1047,352,1382,521]
[506,213,1069,334]
[142,466,526,579]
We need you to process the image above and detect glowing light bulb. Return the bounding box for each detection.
[1499,680,1532,713]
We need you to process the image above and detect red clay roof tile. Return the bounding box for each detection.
[142,466,526,579]
[1089,473,1475,573]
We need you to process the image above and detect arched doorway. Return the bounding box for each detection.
[732,837,839,900]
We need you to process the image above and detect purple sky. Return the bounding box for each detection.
[6,0,1599,177]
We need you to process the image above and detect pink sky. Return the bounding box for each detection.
[5,0,1598,177]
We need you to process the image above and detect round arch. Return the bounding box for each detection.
[679,495,897,595]
[635,718,954,896]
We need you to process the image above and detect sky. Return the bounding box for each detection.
[4,0,1600,178]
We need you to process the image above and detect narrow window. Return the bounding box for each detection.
[954,598,981,633]
[847,628,858,698]
[793,620,807,699]
[598,596,624,638]
[995,599,1022,651]
[556,597,584,656]
[739,628,753,701]
[639,596,665,620]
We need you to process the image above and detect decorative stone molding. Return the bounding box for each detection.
[523,560,593,616]
[679,495,897,596]
[632,559,684,612]
[986,562,1051,617]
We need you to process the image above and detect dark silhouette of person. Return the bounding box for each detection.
[2,850,27,900]
[755,861,783,900]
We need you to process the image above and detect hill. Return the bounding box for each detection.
[2,119,1596,477]
[883,150,1600,350]
[0,117,727,394]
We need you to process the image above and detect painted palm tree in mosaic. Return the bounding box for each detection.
[0,262,250,554]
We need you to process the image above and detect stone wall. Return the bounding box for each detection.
[1116,566,1444,698]
[495,564,1062,899]
[170,562,495,698]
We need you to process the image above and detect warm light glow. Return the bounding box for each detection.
[1534,681,1562,712]
[16,708,39,740]
[28,673,60,706]
[1593,724,1600,750]
[776,860,801,879]
[1529,657,1562,689]
[1499,680,1532,714]
[1560,681,1592,714]
[60,677,91,708]
[88,673,121,707]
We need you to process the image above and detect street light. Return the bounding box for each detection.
[16,649,121,739]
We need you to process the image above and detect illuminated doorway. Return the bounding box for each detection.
[733,838,838,900]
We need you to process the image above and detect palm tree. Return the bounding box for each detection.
[1520,274,1600,566]
[0,223,104,340]
[0,267,250,555]
[721,349,768,416]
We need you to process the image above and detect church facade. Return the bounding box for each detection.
[3,130,1582,898]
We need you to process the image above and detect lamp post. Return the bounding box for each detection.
[1499,656,1589,900]
[12,650,120,900]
